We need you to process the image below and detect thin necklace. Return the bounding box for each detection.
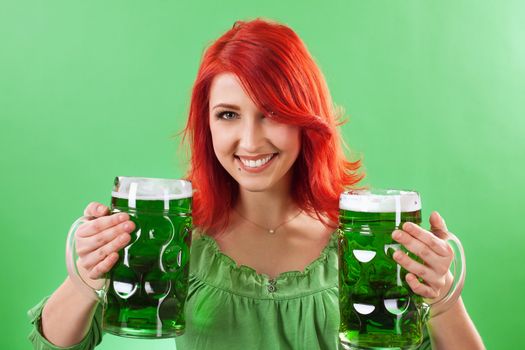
[234,207,303,234]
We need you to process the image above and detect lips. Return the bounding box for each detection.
[234,153,278,173]
[234,153,276,161]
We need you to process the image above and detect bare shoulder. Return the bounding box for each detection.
[288,211,337,247]
[299,211,337,235]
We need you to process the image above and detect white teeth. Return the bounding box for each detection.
[239,154,274,168]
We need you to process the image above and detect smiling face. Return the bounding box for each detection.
[208,72,301,194]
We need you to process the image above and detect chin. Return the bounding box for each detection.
[242,186,270,193]
[234,177,274,193]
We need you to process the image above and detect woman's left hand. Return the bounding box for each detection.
[391,211,454,301]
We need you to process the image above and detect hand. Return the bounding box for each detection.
[391,211,454,301]
[75,202,135,279]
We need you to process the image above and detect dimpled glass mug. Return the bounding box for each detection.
[338,189,465,349]
[66,176,193,338]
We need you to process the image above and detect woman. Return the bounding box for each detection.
[29,18,484,349]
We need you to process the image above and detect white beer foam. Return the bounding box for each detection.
[112,176,192,201]
[339,189,421,213]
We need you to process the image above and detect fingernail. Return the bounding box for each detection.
[436,211,447,225]
[392,230,402,239]
[98,205,105,213]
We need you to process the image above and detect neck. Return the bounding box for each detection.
[233,175,300,230]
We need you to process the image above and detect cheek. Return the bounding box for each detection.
[210,126,234,164]
[211,134,227,158]
[273,126,301,155]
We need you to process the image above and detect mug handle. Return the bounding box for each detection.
[428,231,466,318]
[65,216,109,302]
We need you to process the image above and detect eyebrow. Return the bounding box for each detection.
[211,103,241,111]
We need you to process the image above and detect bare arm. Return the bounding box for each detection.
[41,277,99,347]
[427,297,485,350]
[39,202,134,347]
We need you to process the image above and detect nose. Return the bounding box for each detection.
[238,117,265,153]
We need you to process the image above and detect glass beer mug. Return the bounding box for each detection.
[66,176,193,338]
[338,189,465,349]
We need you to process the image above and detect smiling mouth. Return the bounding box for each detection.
[234,153,277,169]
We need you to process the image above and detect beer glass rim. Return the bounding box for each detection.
[112,176,193,200]
[339,188,421,213]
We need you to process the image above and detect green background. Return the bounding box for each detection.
[1,0,523,349]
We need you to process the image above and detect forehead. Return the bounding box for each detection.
[208,72,257,108]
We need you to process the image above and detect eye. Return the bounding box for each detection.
[216,111,238,120]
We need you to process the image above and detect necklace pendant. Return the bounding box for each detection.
[269,229,275,234]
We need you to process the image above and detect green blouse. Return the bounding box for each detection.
[28,232,431,349]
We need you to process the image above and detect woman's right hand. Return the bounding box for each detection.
[75,202,135,279]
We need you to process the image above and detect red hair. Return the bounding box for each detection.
[182,18,365,235]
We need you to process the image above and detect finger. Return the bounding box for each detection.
[77,212,131,238]
[392,229,445,268]
[401,222,451,257]
[77,220,135,255]
[88,252,120,279]
[393,250,441,288]
[405,273,439,299]
[429,211,449,239]
[84,202,109,218]
[79,233,131,270]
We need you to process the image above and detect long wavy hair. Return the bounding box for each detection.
[181,18,365,235]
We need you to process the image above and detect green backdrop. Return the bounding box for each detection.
[1,0,523,349]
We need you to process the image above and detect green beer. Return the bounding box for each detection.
[338,189,426,349]
[66,177,193,338]
[101,177,192,338]
[104,194,192,338]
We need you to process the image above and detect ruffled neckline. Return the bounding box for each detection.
[197,231,338,282]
